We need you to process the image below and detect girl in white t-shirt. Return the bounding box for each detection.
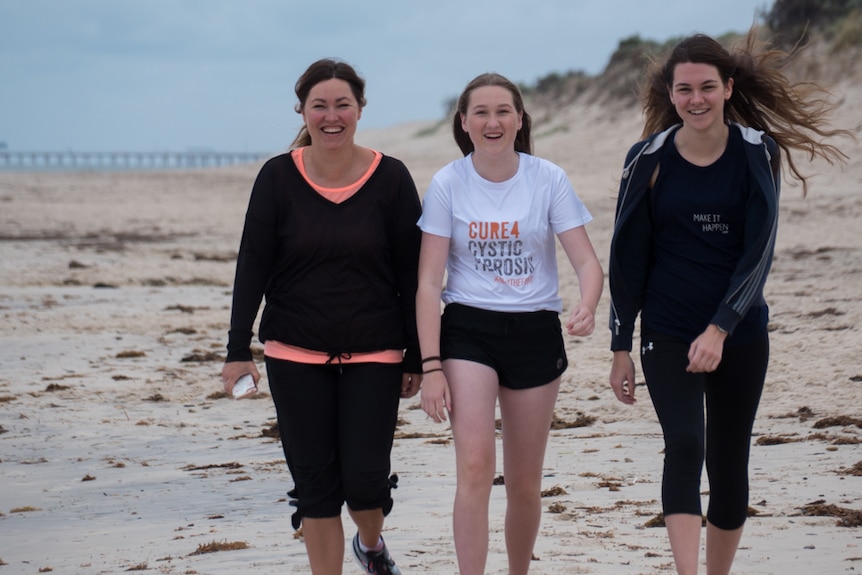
[416,72,603,575]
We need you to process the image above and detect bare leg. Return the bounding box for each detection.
[303,516,345,575]
[665,513,703,575]
[348,507,385,549]
[705,521,743,575]
[498,378,561,575]
[447,359,500,575]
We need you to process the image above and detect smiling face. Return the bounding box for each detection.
[460,85,523,158]
[670,62,733,133]
[301,78,362,148]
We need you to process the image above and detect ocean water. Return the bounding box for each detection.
[0,150,269,172]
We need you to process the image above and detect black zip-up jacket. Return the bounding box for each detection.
[226,152,423,373]
[609,123,780,351]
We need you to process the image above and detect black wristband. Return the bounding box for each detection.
[421,356,442,364]
[423,367,444,375]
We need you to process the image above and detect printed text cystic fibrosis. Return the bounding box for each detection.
[468,220,535,278]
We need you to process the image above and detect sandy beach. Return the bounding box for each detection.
[1,72,861,574]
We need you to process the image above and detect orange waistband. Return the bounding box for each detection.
[264,340,402,365]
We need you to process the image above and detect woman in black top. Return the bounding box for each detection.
[222,58,420,575]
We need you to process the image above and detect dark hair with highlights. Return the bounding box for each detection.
[452,73,533,156]
[641,28,851,195]
[290,58,367,149]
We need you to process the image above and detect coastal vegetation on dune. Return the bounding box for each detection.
[426,0,862,134]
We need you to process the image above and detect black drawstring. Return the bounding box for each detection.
[325,352,353,374]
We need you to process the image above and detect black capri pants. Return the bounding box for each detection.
[640,331,768,530]
[265,358,402,528]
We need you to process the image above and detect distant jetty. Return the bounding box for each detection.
[0,149,272,170]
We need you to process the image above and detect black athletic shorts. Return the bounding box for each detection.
[440,302,568,389]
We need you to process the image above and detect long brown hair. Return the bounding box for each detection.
[452,73,533,156]
[289,58,367,149]
[641,28,851,195]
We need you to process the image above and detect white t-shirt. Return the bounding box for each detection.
[418,152,592,313]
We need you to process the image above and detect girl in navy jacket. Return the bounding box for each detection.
[608,29,850,575]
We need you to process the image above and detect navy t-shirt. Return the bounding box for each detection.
[643,127,767,344]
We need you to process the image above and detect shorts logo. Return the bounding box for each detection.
[641,341,654,355]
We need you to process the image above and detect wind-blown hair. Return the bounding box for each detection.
[290,58,367,149]
[641,28,851,195]
[452,73,533,156]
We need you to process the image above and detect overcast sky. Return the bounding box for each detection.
[0,0,772,153]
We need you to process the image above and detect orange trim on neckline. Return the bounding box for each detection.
[292,147,382,204]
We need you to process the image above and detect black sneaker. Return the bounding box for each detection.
[352,533,402,575]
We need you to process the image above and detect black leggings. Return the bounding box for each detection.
[265,358,402,527]
[640,332,768,530]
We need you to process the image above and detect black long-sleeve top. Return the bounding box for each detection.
[226,152,423,373]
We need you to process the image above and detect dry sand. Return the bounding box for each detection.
[1,79,860,574]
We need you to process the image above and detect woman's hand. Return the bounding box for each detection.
[401,373,421,398]
[686,324,727,373]
[222,361,260,395]
[420,370,451,423]
[610,351,637,405]
[566,302,596,336]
